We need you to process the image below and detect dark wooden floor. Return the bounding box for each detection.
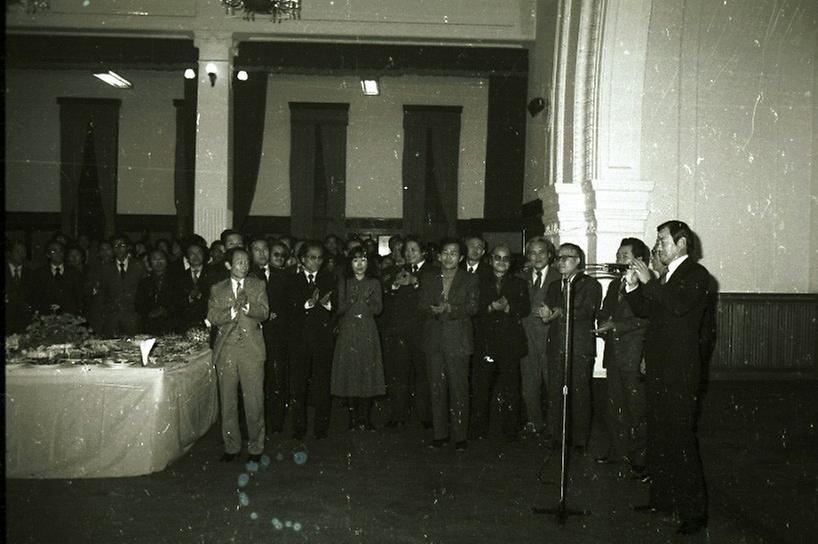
[6,380,817,543]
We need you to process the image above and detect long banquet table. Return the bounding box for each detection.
[5,349,218,479]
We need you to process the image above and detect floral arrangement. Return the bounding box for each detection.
[20,312,93,349]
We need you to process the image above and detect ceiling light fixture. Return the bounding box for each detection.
[93,71,132,89]
[236,70,249,81]
[360,79,379,96]
[184,68,196,80]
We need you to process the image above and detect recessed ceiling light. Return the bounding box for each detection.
[93,71,132,89]
[360,79,379,96]
[184,68,196,80]
[237,70,249,81]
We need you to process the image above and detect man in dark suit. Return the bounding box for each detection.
[176,239,213,332]
[542,243,602,453]
[625,220,710,535]
[470,244,530,441]
[208,247,269,462]
[31,240,85,317]
[285,240,337,440]
[98,234,147,337]
[248,236,291,435]
[519,236,561,437]
[594,238,650,476]
[462,235,492,279]
[5,239,33,333]
[418,238,479,450]
[379,235,433,429]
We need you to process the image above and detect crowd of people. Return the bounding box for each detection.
[4,219,711,535]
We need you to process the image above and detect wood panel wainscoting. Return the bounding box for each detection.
[710,293,818,379]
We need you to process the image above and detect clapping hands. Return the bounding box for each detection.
[490,296,509,313]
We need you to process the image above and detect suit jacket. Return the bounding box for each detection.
[249,264,291,359]
[135,272,182,335]
[207,276,269,365]
[418,267,479,358]
[30,265,84,317]
[100,257,147,320]
[545,273,602,361]
[378,262,432,338]
[174,264,215,331]
[475,273,531,360]
[599,277,648,371]
[519,265,562,352]
[461,260,494,284]
[625,257,710,387]
[4,262,34,333]
[284,269,338,352]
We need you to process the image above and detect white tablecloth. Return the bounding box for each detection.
[5,350,218,479]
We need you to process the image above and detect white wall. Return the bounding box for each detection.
[251,74,489,220]
[5,68,183,215]
[641,0,818,293]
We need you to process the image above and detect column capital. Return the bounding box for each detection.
[194,30,239,61]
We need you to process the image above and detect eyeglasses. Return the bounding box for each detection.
[492,255,511,262]
[113,242,127,248]
[557,255,579,261]
[271,252,287,257]
[304,254,323,261]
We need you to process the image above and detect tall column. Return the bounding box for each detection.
[193,31,237,244]
[590,0,655,260]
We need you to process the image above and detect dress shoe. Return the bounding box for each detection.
[429,437,450,449]
[677,518,707,535]
[247,453,263,463]
[455,441,468,451]
[220,452,239,463]
[632,504,661,514]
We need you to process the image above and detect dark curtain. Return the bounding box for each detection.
[289,103,349,239]
[402,106,462,242]
[173,77,198,238]
[76,122,105,241]
[58,98,120,239]
[232,71,269,232]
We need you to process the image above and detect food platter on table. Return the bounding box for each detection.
[102,359,137,369]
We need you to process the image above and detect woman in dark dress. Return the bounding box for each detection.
[331,246,385,430]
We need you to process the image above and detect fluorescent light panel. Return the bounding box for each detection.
[360,79,379,96]
[93,71,132,89]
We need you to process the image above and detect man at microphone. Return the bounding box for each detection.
[624,220,709,536]
[540,243,602,454]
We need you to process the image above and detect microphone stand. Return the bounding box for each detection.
[533,274,590,524]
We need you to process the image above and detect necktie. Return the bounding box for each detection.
[13,266,20,281]
[411,264,418,274]
[562,278,570,294]
[54,267,63,279]
[119,262,126,278]
[534,270,542,290]
[192,269,199,284]
[468,266,475,274]
[308,273,315,287]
